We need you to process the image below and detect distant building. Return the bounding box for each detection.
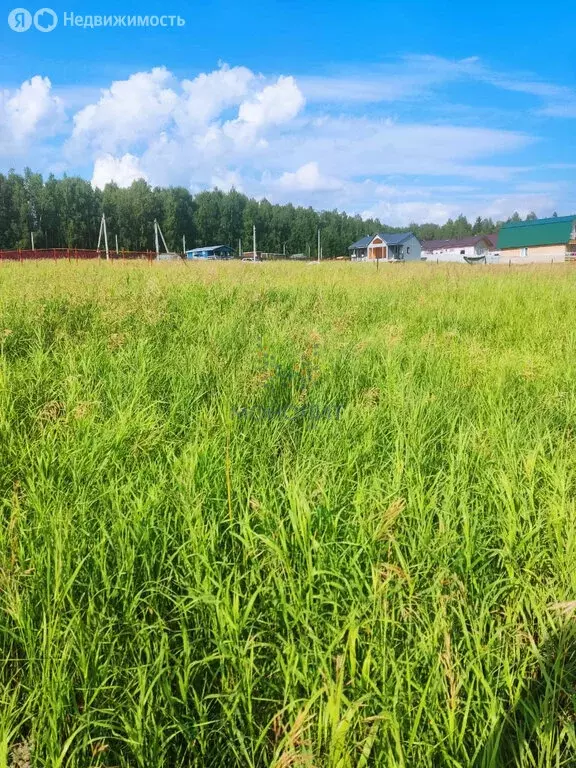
[185,245,236,260]
[348,232,421,261]
[497,216,576,263]
[421,234,498,263]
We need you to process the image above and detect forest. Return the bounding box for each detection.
[0,169,539,257]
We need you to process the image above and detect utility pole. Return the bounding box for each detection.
[183,235,186,255]
[154,219,160,257]
[253,225,257,262]
[115,234,119,255]
[238,238,242,259]
[103,214,109,260]
[31,232,35,251]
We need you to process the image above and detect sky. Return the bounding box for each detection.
[1,0,575,226]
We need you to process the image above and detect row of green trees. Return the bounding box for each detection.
[0,169,543,256]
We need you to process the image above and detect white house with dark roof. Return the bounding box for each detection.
[421,234,499,263]
[348,232,421,261]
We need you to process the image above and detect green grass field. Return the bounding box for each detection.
[1,261,575,767]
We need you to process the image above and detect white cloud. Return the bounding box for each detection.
[457,59,576,120]
[64,65,306,178]
[222,76,305,148]
[479,193,558,222]
[538,103,576,118]
[362,201,456,226]
[0,76,64,151]
[176,64,255,130]
[262,116,534,180]
[275,161,342,191]
[362,192,559,227]
[299,55,576,120]
[237,75,304,126]
[69,67,178,155]
[91,153,147,188]
[299,55,474,104]
[211,168,244,192]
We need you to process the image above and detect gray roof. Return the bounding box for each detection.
[349,235,373,249]
[349,232,416,249]
[384,232,416,246]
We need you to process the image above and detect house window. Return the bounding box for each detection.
[521,247,528,258]
[406,246,410,254]
[460,249,465,255]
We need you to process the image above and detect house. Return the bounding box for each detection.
[185,245,236,260]
[497,216,576,263]
[348,232,421,261]
[421,234,498,263]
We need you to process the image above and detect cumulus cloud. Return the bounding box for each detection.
[176,64,255,130]
[275,162,342,192]
[91,153,147,188]
[69,67,178,156]
[65,65,307,179]
[237,76,304,127]
[0,76,64,152]
[222,76,305,148]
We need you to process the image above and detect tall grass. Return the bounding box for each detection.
[0,261,575,766]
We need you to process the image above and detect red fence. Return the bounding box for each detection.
[0,248,156,262]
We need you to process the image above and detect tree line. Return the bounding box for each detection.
[0,169,545,257]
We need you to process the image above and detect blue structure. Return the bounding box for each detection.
[185,245,236,260]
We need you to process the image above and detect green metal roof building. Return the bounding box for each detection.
[497,215,576,251]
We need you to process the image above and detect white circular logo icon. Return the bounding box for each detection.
[8,8,32,31]
[34,7,57,31]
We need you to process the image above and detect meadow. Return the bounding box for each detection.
[0,260,575,767]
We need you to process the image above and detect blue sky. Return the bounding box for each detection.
[1,0,575,224]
